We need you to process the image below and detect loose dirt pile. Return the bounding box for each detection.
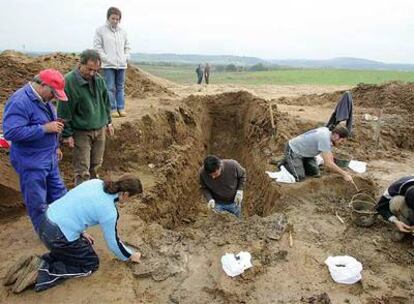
[0,50,174,104]
[0,150,21,216]
[276,81,414,113]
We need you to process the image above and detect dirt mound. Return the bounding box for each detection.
[276,81,414,114]
[352,81,414,113]
[125,65,175,98]
[0,150,22,216]
[0,50,174,104]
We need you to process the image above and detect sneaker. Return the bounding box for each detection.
[3,255,33,286]
[118,110,127,117]
[12,256,43,293]
[111,111,119,118]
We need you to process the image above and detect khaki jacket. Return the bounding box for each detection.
[94,22,131,69]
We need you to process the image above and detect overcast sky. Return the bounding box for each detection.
[1,0,414,63]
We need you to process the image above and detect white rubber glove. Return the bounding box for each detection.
[207,199,215,209]
[235,190,243,206]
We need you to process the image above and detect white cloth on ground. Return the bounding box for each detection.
[221,251,253,277]
[348,160,367,173]
[316,154,367,173]
[315,154,324,166]
[325,255,363,284]
[265,165,296,183]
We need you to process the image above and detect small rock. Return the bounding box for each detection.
[133,265,154,278]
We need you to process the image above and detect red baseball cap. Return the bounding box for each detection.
[0,136,10,149]
[39,69,68,101]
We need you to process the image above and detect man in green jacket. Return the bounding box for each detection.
[58,49,114,185]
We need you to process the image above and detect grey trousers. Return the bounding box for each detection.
[283,145,320,182]
[73,128,106,185]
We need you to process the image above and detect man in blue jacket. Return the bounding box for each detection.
[2,69,68,232]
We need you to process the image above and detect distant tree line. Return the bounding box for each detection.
[211,63,283,72]
[135,61,284,72]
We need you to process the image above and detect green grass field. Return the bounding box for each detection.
[137,64,414,86]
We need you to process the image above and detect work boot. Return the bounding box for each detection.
[12,255,43,293]
[118,110,127,117]
[111,111,119,118]
[3,255,33,286]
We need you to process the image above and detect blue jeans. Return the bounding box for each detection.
[215,201,241,218]
[103,68,126,111]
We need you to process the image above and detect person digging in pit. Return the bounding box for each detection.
[376,176,414,242]
[277,126,354,183]
[199,155,246,218]
[3,174,143,293]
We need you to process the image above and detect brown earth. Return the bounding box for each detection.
[0,59,414,303]
[276,81,414,113]
[0,50,175,107]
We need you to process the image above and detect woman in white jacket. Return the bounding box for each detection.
[94,7,130,117]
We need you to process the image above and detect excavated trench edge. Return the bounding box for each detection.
[0,92,377,226]
[105,91,377,229]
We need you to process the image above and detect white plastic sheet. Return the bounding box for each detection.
[325,255,363,284]
[316,154,367,173]
[221,251,253,277]
[265,165,296,183]
[348,160,367,173]
[315,154,324,166]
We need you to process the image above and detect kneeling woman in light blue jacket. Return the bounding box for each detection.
[31,174,142,292]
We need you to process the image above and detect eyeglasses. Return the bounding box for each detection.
[47,86,59,98]
[42,84,58,99]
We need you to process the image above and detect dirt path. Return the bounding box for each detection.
[1,83,413,304]
[168,83,351,100]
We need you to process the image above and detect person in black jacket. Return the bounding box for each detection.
[195,64,204,84]
[326,91,353,135]
[376,176,414,241]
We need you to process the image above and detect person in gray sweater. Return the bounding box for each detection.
[94,7,131,118]
[199,155,246,217]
